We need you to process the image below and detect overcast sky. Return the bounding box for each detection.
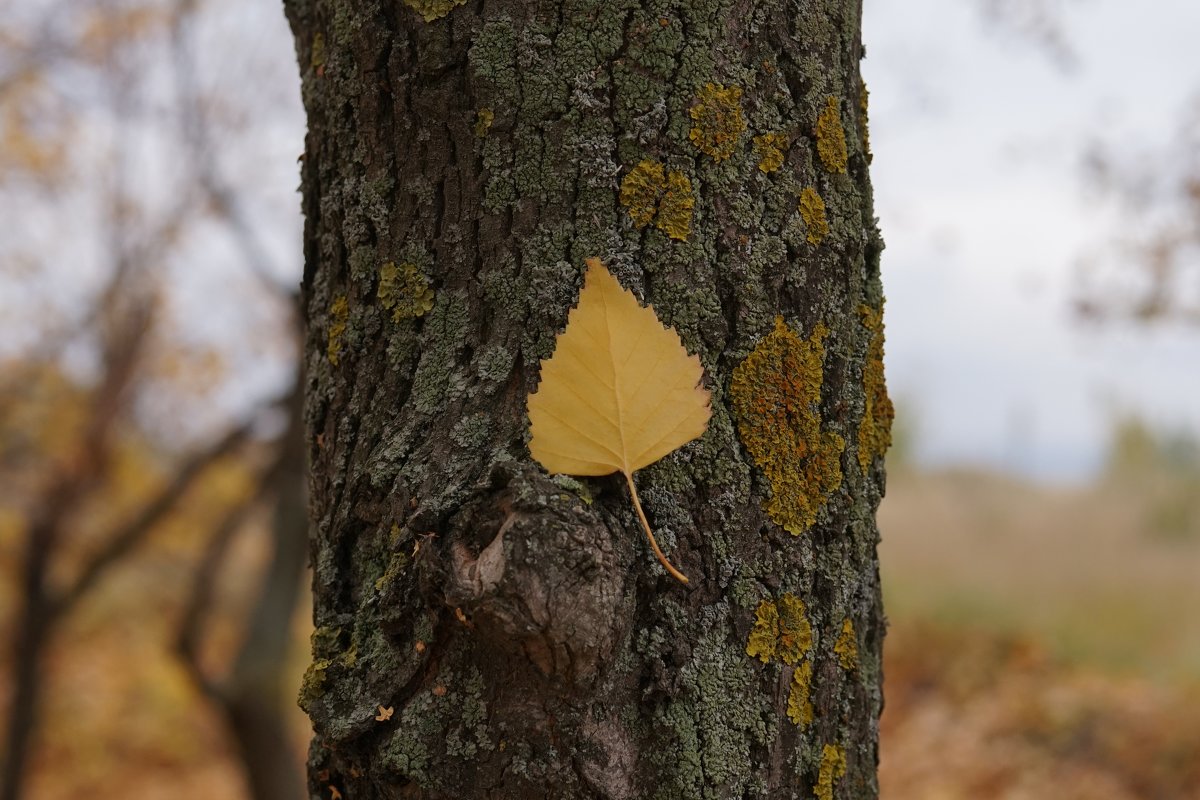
[11,0,1195,482]
[863,0,1200,480]
[84,0,1200,482]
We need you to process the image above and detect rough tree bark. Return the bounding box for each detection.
[284,0,889,797]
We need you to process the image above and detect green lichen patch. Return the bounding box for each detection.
[381,691,436,782]
[327,295,349,365]
[474,108,494,138]
[652,618,774,799]
[786,660,814,726]
[745,593,812,666]
[834,618,858,671]
[857,304,894,473]
[753,132,788,173]
[688,83,746,162]
[731,317,845,535]
[310,625,343,658]
[403,0,467,22]
[799,188,829,246]
[449,412,493,450]
[408,289,470,415]
[379,261,434,321]
[815,96,848,173]
[815,743,846,800]
[469,18,518,111]
[618,159,694,241]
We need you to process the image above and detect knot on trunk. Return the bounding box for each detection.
[431,463,631,686]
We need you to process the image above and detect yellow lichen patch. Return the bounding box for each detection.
[776,593,813,665]
[298,658,331,712]
[688,83,746,162]
[310,32,326,70]
[731,317,845,535]
[815,744,847,800]
[620,160,667,228]
[746,593,813,665]
[374,551,409,593]
[474,108,494,138]
[656,170,695,241]
[786,660,813,726]
[403,0,467,22]
[857,304,894,473]
[834,618,858,670]
[327,295,349,366]
[798,188,829,246]
[619,160,694,241]
[746,598,780,663]
[753,132,788,173]
[379,261,434,321]
[815,95,848,174]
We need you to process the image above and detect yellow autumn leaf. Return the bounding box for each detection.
[527,257,711,583]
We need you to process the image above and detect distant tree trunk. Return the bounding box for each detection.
[176,379,309,800]
[219,386,310,800]
[284,0,889,797]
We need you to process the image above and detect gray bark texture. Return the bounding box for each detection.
[283,0,889,797]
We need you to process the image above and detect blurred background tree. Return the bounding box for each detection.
[0,2,307,799]
[1077,98,1200,324]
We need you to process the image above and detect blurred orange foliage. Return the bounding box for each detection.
[0,362,308,800]
[883,623,1200,800]
[880,465,1200,800]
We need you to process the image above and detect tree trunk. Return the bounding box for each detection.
[284,0,888,797]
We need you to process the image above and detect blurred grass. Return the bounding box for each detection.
[881,465,1200,680]
[879,458,1200,800]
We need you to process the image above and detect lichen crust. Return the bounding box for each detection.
[752,132,788,174]
[815,743,847,800]
[731,317,845,535]
[745,593,812,666]
[688,83,746,162]
[327,295,349,365]
[786,660,813,726]
[618,159,694,240]
[379,261,435,321]
[815,95,847,173]
[856,304,893,473]
[474,108,494,138]
[834,618,858,670]
[403,0,467,23]
[799,188,829,246]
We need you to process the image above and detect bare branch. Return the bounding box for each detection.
[50,419,256,619]
[167,0,297,300]
[175,484,269,700]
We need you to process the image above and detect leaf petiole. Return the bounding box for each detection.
[623,471,689,585]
